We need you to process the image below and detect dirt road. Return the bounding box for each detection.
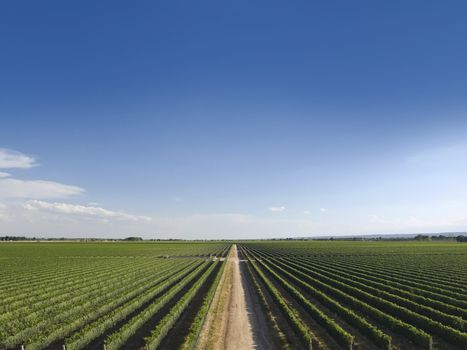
[197,244,267,350]
[223,244,255,349]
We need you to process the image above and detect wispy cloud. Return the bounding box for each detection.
[303,210,311,215]
[0,178,84,200]
[320,208,328,213]
[0,149,37,169]
[23,200,152,222]
[0,148,150,227]
[269,206,286,212]
[0,148,82,200]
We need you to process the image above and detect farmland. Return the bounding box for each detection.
[0,242,230,350]
[239,241,467,350]
[0,240,466,349]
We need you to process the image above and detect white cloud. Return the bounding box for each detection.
[0,148,82,200]
[0,149,37,169]
[0,178,84,200]
[0,148,154,231]
[303,210,311,215]
[23,200,152,222]
[269,206,286,212]
[320,208,328,213]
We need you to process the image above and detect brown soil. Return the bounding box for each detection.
[197,244,276,350]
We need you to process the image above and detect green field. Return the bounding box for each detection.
[0,240,466,350]
[0,242,230,350]
[239,241,467,350]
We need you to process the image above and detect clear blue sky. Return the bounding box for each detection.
[1,1,467,238]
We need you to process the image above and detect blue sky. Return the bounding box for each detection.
[1,1,467,238]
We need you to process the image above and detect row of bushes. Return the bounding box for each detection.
[295,256,467,319]
[0,256,145,309]
[268,256,434,349]
[282,258,467,347]
[181,258,226,349]
[144,262,219,349]
[258,257,392,350]
[288,257,466,331]
[242,254,290,347]
[1,259,178,327]
[244,252,321,349]
[254,258,355,349]
[316,256,467,300]
[3,261,193,349]
[64,261,203,350]
[104,261,211,349]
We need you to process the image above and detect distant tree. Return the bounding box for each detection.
[414,234,430,241]
[431,235,452,241]
[123,237,143,241]
[0,236,27,241]
[456,235,467,242]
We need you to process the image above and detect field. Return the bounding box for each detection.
[0,242,230,350]
[0,240,466,350]
[239,241,467,350]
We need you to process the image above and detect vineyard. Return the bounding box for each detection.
[238,241,467,350]
[0,242,230,350]
[0,240,466,350]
